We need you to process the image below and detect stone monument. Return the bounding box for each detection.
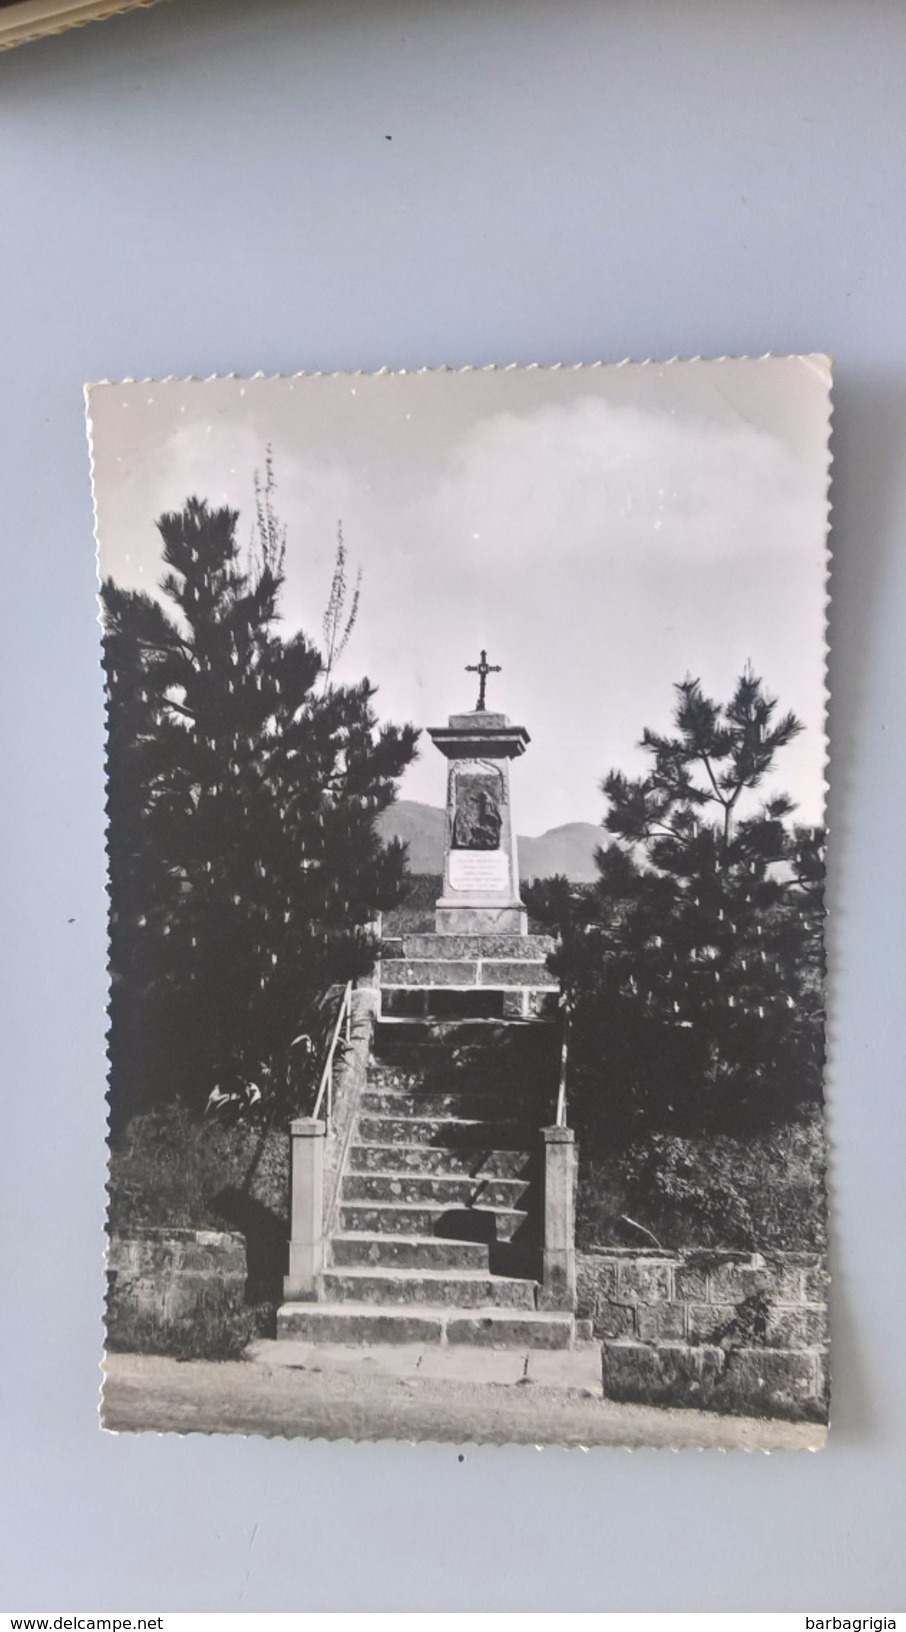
[430,650,529,935]
[378,652,558,1022]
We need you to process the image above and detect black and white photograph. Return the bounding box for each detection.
[89,358,831,1448]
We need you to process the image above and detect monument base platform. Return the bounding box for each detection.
[434,900,528,935]
[379,931,559,1022]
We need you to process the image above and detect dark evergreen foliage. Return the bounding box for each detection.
[526,671,825,1143]
[103,495,418,1129]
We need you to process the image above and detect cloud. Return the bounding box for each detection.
[424,394,815,580]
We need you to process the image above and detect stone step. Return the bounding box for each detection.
[342,1171,531,1208]
[390,933,555,960]
[367,1062,532,1089]
[330,1233,489,1271]
[370,1070,437,1083]
[339,1201,529,1241]
[357,1115,535,1148]
[276,1302,575,1349]
[277,1302,447,1345]
[366,1066,435,1088]
[367,1066,452,1088]
[362,1089,522,1119]
[348,1143,532,1178]
[367,1077,548,1112]
[370,1048,557,1087]
[445,1310,574,1348]
[321,1266,537,1310]
[374,1019,554,1053]
[380,960,557,996]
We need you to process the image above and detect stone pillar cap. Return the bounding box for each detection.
[429,718,530,758]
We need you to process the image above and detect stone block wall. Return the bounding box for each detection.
[107,1228,247,1347]
[577,1247,829,1422]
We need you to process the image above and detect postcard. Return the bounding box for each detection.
[89,358,830,1446]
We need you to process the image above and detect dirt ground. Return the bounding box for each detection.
[102,1352,826,1450]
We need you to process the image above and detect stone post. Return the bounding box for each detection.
[538,1125,578,1311]
[283,1117,326,1301]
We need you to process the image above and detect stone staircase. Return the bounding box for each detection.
[277,1021,577,1348]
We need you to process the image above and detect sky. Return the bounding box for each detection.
[88,358,830,835]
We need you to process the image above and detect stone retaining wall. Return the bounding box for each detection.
[577,1247,829,1422]
[107,1228,247,1345]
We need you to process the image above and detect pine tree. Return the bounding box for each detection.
[103,496,417,1129]
[529,671,825,1142]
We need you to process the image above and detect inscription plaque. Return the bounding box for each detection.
[448,850,510,892]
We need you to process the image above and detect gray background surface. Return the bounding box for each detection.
[1,0,904,1610]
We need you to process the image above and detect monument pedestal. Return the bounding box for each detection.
[429,710,529,936]
[434,902,527,934]
[379,931,559,1020]
[379,687,560,1022]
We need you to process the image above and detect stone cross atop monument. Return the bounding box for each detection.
[428,658,529,935]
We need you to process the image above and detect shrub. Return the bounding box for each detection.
[576,1109,826,1252]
